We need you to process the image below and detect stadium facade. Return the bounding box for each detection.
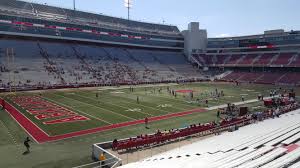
[0,0,300,90]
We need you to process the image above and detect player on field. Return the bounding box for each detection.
[145,117,149,129]
[23,137,31,154]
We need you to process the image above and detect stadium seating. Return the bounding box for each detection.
[221,71,300,85]
[277,73,300,85]
[113,104,299,151]
[195,52,300,69]
[0,0,33,11]
[0,38,205,90]
[236,72,263,82]
[238,54,259,65]
[215,55,228,65]
[289,53,300,67]
[221,72,245,81]
[254,72,286,84]
[226,54,242,65]
[253,53,276,66]
[120,106,300,168]
[113,117,249,151]
[271,52,295,66]
[0,0,180,36]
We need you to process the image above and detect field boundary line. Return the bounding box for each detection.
[0,119,23,156]
[2,100,47,144]
[43,108,208,143]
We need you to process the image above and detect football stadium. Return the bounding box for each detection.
[1,0,300,168]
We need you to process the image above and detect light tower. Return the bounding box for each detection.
[73,0,76,10]
[124,0,133,21]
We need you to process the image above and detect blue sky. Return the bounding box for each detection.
[24,0,300,37]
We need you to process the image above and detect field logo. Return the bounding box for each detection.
[157,104,172,108]
[10,96,90,125]
[111,91,125,94]
[185,101,198,104]
[126,108,142,112]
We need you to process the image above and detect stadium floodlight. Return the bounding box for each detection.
[124,0,133,21]
[73,0,76,11]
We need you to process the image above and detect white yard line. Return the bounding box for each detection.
[0,119,23,156]
[43,96,112,125]
[205,96,277,111]
[74,93,155,117]
[49,93,135,121]
[83,91,174,115]
[3,101,49,143]
[121,93,191,110]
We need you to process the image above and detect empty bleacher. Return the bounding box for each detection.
[0,0,180,37]
[120,109,300,168]
[253,53,276,66]
[221,71,300,85]
[194,52,300,68]
[237,54,258,66]
[271,52,296,66]
[290,53,300,67]
[0,38,204,89]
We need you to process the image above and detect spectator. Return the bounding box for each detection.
[99,152,106,167]
[145,117,149,129]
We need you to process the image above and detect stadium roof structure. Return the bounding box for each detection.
[120,109,300,168]
[0,0,180,36]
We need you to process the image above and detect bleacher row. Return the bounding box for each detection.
[120,107,300,168]
[113,104,299,151]
[194,52,300,67]
[0,39,204,90]
[222,71,300,85]
[113,118,251,151]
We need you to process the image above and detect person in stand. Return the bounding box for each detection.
[99,152,106,167]
[205,99,209,107]
[217,110,220,118]
[145,117,149,129]
[23,137,31,154]
[112,139,118,150]
[241,96,245,102]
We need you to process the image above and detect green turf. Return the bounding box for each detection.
[1,82,281,136]
[0,82,297,168]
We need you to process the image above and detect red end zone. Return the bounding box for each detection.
[0,97,207,143]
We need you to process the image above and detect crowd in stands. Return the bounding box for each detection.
[112,102,299,151]
[0,40,205,91]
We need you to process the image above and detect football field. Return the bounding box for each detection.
[0,82,296,168]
